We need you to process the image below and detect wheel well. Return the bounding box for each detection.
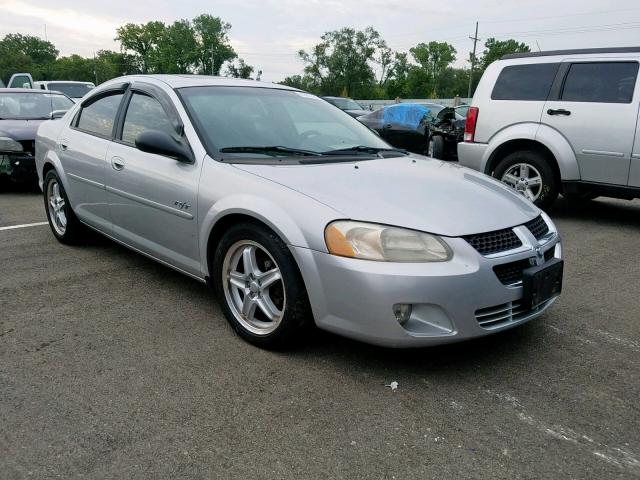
[43,162,55,176]
[485,139,560,182]
[206,214,279,278]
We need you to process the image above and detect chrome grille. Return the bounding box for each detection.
[463,228,522,256]
[475,299,552,329]
[524,215,549,240]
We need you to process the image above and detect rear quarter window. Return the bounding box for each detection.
[491,63,560,101]
[560,62,638,103]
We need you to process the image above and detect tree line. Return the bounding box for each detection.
[282,28,530,99]
[1,16,529,99]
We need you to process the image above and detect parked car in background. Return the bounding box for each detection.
[321,96,370,118]
[0,89,73,184]
[426,107,465,159]
[33,81,95,102]
[454,104,469,117]
[7,73,33,89]
[458,47,640,209]
[358,102,447,155]
[36,75,562,349]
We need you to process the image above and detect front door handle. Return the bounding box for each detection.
[59,139,69,150]
[547,108,571,116]
[111,156,125,171]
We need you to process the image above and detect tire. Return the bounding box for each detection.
[212,222,312,349]
[43,170,84,244]
[493,150,559,210]
[428,135,445,159]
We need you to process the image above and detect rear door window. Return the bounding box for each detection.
[75,93,124,138]
[491,63,560,101]
[560,62,638,103]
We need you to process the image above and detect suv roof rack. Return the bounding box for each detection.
[501,46,640,60]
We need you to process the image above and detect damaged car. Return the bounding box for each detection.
[0,89,72,185]
[426,106,466,160]
[357,103,445,156]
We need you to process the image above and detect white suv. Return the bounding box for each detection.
[458,47,640,209]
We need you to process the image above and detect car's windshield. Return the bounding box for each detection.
[326,97,363,110]
[179,87,393,159]
[48,83,93,98]
[0,92,73,119]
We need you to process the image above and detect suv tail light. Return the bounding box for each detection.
[464,107,479,142]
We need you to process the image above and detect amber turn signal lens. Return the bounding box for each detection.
[325,224,356,258]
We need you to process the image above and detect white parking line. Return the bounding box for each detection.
[0,222,48,232]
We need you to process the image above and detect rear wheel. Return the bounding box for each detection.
[43,170,84,244]
[493,150,559,210]
[212,222,312,349]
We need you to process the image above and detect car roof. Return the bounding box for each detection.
[502,46,640,60]
[105,74,299,91]
[0,88,66,94]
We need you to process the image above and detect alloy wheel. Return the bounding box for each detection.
[47,179,67,236]
[222,240,286,335]
[500,163,543,202]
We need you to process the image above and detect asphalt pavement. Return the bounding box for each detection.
[1,188,639,479]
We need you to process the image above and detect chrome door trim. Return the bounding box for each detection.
[67,172,105,189]
[581,149,625,157]
[105,185,194,220]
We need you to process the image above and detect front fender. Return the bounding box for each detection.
[198,194,313,278]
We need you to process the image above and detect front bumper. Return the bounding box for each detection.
[291,227,561,348]
[0,153,37,182]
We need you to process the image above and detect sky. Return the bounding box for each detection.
[1,0,640,82]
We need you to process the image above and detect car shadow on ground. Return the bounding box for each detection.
[551,196,640,230]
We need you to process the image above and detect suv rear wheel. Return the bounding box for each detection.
[493,150,559,210]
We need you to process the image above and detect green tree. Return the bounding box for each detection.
[298,27,385,97]
[115,21,166,73]
[192,14,236,75]
[225,58,254,79]
[409,41,456,97]
[480,38,530,70]
[0,34,58,82]
[155,20,198,73]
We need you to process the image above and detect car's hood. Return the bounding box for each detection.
[0,119,44,141]
[233,155,539,237]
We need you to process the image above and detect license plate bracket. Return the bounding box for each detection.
[522,258,564,310]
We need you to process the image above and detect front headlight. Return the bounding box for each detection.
[325,220,452,262]
[0,137,23,153]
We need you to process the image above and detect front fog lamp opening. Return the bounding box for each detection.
[393,304,413,326]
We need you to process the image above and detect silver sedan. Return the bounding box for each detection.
[35,75,563,348]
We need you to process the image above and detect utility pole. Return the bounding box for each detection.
[467,21,480,99]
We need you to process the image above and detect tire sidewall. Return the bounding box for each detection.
[493,151,559,210]
[212,223,310,348]
[43,170,74,242]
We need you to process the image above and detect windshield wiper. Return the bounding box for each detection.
[219,145,322,157]
[321,146,408,156]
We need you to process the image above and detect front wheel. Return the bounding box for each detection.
[427,135,445,159]
[212,223,312,349]
[493,151,559,210]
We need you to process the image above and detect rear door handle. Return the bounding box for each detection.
[547,108,571,116]
[111,156,125,171]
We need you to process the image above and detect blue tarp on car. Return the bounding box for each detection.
[382,104,430,130]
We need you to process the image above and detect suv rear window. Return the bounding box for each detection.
[491,63,560,101]
[560,62,638,103]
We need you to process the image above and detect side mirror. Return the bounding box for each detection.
[135,130,193,163]
[51,110,68,120]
